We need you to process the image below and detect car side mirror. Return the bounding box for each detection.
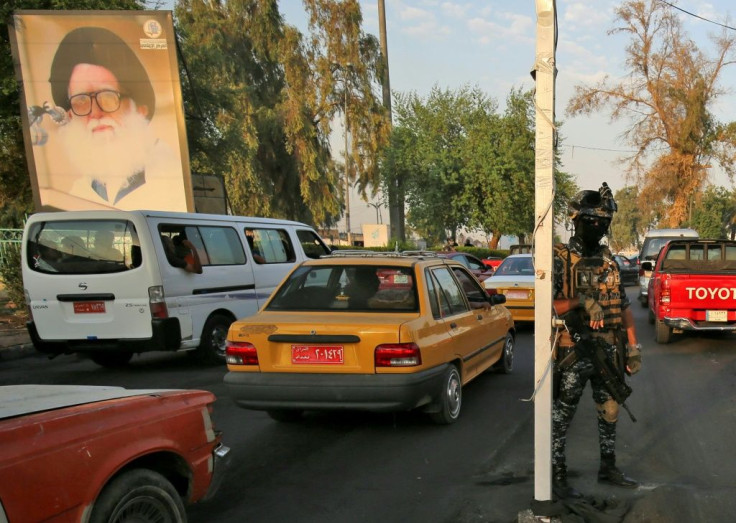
[641,261,653,272]
[490,294,506,305]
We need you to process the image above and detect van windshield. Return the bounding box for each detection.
[26,220,141,274]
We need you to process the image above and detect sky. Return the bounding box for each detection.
[162,0,736,237]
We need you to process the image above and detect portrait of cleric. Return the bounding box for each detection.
[12,15,191,212]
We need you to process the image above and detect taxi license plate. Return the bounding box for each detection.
[73,301,106,314]
[505,290,528,300]
[393,274,409,284]
[706,310,728,322]
[291,345,344,364]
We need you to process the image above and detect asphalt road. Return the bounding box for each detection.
[3,285,736,522]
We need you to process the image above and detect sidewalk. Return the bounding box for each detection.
[0,287,35,361]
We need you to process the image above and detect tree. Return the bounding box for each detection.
[175,0,389,225]
[610,185,644,252]
[566,0,736,228]
[689,185,736,239]
[381,86,576,247]
[0,0,145,228]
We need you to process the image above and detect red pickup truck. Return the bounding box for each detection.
[0,385,230,522]
[645,239,736,343]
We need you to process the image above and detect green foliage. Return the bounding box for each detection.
[381,86,576,247]
[610,186,644,252]
[0,243,25,317]
[175,0,389,226]
[689,186,736,239]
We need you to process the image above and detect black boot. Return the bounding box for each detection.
[598,460,638,488]
[553,466,582,499]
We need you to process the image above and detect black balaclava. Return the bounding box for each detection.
[573,216,610,250]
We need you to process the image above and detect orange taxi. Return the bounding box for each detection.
[224,251,515,424]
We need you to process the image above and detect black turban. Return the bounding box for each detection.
[49,27,155,120]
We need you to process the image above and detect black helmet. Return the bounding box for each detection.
[568,182,617,220]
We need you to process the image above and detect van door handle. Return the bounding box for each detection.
[450,322,457,329]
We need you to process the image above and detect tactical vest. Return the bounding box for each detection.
[554,244,623,328]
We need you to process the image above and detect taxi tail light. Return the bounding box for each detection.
[485,288,498,296]
[148,286,169,319]
[226,341,259,365]
[375,343,421,367]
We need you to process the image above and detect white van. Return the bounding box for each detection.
[22,210,331,366]
[637,228,698,306]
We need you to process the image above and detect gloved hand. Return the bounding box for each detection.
[580,295,604,322]
[626,343,642,375]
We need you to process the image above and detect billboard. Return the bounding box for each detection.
[9,11,194,212]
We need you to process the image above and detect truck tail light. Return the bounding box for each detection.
[375,343,421,367]
[660,281,670,304]
[148,286,169,319]
[226,341,259,365]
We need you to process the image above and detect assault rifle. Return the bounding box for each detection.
[561,311,637,422]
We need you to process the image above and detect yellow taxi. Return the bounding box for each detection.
[483,254,535,323]
[224,251,515,424]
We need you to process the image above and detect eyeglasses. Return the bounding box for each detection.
[68,90,123,116]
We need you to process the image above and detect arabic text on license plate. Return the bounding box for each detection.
[706,310,728,322]
[291,345,344,364]
[73,301,106,314]
[505,290,528,300]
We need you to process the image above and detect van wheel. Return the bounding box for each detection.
[90,352,133,368]
[90,468,186,523]
[193,314,232,364]
[655,319,672,344]
[428,365,462,425]
[491,332,514,374]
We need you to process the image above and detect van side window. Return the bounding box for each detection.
[296,229,331,259]
[159,225,244,268]
[245,228,296,264]
[199,226,245,265]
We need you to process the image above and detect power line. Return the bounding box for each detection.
[657,0,736,31]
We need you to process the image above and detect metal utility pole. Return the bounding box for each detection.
[533,0,557,505]
[343,65,352,246]
[378,0,404,242]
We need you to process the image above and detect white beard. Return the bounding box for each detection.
[58,108,155,181]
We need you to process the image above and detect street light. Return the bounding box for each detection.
[367,202,384,224]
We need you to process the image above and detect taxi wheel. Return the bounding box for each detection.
[429,365,462,425]
[192,313,233,364]
[90,468,185,523]
[492,333,514,374]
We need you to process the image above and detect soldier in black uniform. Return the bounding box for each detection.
[552,183,642,499]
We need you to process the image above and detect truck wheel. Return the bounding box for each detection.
[90,468,186,523]
[192,313,232,364]
[655,319,672,344]
[648,308,655,325]
[491,332,514,374]
[90,352,133,368]
[428,364,462,425]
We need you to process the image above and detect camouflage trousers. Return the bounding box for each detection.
[552,343,619,475]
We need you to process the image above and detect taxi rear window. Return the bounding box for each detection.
[267,265,418,312]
